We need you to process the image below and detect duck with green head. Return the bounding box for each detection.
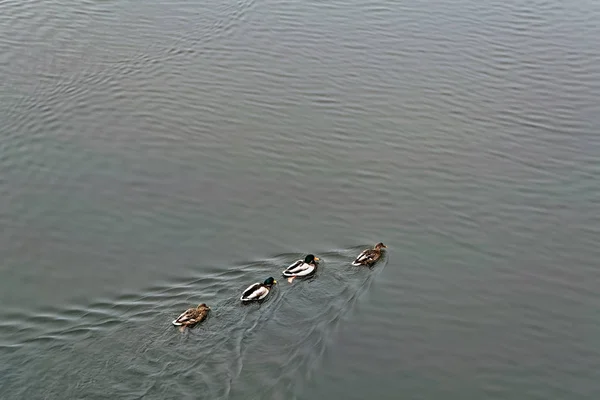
[240,277,277,302]
[282,254,320,283]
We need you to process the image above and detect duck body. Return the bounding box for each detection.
[282,254,320,278]
[352,242,386,267]
[240,277,277,302]
[172,303,210,328]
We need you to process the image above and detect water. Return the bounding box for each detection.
[1,0,600,398]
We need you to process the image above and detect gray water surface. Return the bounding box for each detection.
[1,0,600,399]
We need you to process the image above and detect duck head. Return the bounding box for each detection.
[197,303,210,311]
[304,254,320,265]
[374,243,387,250]
[263,277,277,287]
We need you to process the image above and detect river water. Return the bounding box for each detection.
[1,0,600,399]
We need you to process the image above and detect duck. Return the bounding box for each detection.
[172,303,211,331]
[282,254,320,283]
[240,277,277,302]
[352,242,387,267]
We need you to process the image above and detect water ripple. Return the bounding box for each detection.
[1,245,386,399]
[2,0,600,399]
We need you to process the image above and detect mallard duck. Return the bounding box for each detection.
[240,277,277,302]
[172,303,211,331]
[352,242,387,267]
[282,254,320,283]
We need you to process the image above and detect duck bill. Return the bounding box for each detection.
[314,257,320,261]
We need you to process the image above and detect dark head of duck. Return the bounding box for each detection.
[263,277,277,287]
[375,243,387,250]
[304,254,320,265]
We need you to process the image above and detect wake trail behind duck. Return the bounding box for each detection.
[227,247,387,400]
[1,246,387,399]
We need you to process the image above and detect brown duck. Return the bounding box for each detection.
[172,303,210,331]
[352,242,387,267]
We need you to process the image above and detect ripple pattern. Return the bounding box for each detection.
[1,247,386,399]
[2,0,600,399]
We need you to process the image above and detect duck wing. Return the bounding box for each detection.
[241,283,268,301]
[283,260,305,275]
[172,308,197,326]
[284,260,316,277]
[187,311,207,325]
[352,249,378,266]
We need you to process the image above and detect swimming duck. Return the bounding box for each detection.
[283,254,320,283]
[352,242,387,267]
[240,277,277,302]
[172,303,211,331]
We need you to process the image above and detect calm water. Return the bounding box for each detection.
[1,0,600,398]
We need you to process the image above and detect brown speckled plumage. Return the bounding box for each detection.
[172,303,210,328]
[352,242,386,266]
